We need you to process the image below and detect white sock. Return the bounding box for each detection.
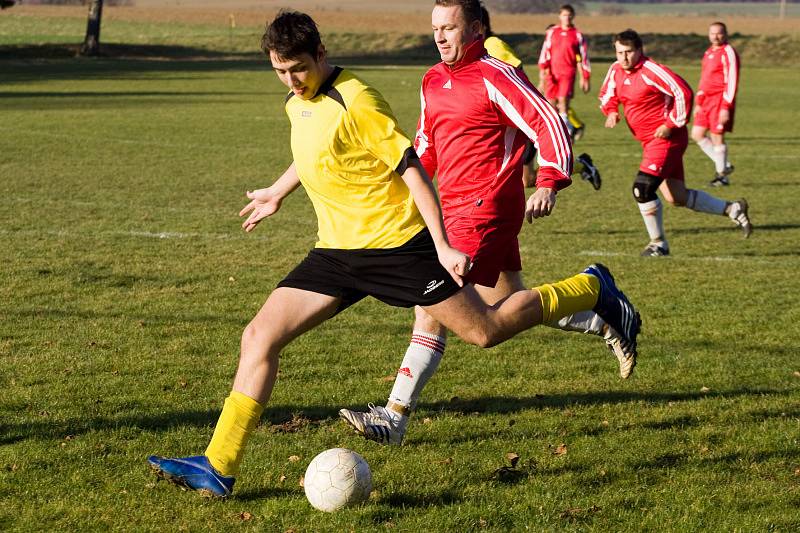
[696,137,716,161]
[712,144,727,174]
[638,199,667,248]
[554,310,606,335]
[559,112,574,136]
[686,189,726,215]
[387,330,446,418]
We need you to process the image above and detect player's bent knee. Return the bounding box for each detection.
[632,172,662,204]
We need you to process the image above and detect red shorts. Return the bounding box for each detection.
[545,72,575,100]
[445,215,523,288]
[694,94,735,134]
[639,127,689,181]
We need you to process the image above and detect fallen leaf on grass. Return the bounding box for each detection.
[423,417,432,424]
[793,371,800,378]
[436,457,453,465]
[298,475,304,487]
[238,512,252,521]
[551,443,568,456]
[279,474,286,483]
[506,452,520,468]
[379,374,395,382]
[288,455,300,462]
[794,467,800,477]
[700,386,711,393]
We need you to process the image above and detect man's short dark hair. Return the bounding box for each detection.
[434,0,482,25]
[614,29,643,50]
[560,4,575,16]
[261,10,321,59]
[710,21,728,34]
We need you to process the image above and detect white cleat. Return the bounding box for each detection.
[604,325,637,379]
[728,199,752,238]
[339,404,405,446]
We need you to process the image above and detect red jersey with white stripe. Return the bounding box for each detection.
[537,26,590,80]
[599,56,693,143]
[415,39,572,220]
[697,43,739,110]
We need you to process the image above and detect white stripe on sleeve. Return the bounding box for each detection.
[643,61,688,127]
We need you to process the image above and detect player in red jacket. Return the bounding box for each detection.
[599,29,752,256]
[340,0,638,446]
[691,22,740,186]
[538,4,591,140]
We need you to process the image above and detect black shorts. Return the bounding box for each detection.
[277,229,463,314]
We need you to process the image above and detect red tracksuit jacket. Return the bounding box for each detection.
[599,56,694,143]
[415,39,572,220]
[697,43,740,110]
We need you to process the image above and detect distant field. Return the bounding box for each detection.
[586,1,800,17]
[5,3,799,36]
[2,9,798,66]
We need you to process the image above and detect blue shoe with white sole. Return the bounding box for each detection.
[148,455,234,498]
[584,263,641,358]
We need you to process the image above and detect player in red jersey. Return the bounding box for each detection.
[339,0,637,447]
[691,22,740,186]
[537,4,590,140]
[599,29,752,257]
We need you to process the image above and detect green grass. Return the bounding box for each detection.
[1,56,799,531]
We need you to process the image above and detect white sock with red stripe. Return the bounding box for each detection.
[686,189,726,215]
[386,330,446,426]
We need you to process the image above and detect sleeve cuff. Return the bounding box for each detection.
[395,146,419,176]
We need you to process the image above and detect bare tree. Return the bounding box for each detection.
[80,0,104,56]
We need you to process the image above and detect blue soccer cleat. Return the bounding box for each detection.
[147,455,235,498]
[584,263,641,358]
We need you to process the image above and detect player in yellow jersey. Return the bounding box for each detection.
[146,10,640,498]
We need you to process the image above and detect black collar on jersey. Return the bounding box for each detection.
[284,66,346,109]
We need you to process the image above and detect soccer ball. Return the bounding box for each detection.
[303,448,372,512]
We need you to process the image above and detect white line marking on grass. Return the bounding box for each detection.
[578,249,774,263]
[0,228,273,242]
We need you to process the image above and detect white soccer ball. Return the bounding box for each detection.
[303,448,372,512]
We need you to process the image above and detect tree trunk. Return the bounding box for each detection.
[80,0,104,57]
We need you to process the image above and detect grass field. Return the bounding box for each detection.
[2,26,800,533]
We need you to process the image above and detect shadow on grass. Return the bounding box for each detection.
[2,388,794,445]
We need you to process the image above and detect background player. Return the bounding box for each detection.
[146,10,640,498]
[480,6,601,190]
[599,29,752,257]
[537,4,591,141]
[339,0,632,448]
[691,21,739,186]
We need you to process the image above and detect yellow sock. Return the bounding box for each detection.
[205,391,264,477]
[567,108,584,129]
[535,273,599,324]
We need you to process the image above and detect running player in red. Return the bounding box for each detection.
[339,0,635,447]
[537,4,590,141]
[599,29,752,257]
[691,22,739,186]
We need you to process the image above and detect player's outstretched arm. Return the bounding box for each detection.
[400,160,470,286]
[239,162,301,232]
